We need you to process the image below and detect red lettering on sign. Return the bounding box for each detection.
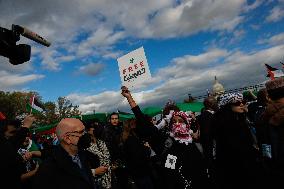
[128,66,133,72]
[134,64,138,69]
[140,61,144,67]
[123,69,127,75]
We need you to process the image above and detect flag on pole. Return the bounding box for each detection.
[265,63,284,80]
[26,95,45,114]
[265,64,278,80]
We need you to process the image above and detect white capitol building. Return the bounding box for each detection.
[212,76,225,98]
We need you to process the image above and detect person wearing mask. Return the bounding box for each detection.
[121,86,206,189]
[0,114,35,189]
[32,118,95,189]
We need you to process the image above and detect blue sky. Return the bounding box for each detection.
[1,0,284,113]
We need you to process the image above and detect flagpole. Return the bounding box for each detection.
[30,95,35,115]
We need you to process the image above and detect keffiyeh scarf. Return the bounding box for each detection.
[218,93,243,107]
[170,111,193,145]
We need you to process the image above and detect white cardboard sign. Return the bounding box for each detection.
[117,46,151,89]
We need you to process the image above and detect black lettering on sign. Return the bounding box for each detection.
[123,68,146,82]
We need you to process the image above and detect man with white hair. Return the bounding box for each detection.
[33,118,96,189]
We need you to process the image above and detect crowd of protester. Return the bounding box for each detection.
[1,77,284,189]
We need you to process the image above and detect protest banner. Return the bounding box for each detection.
[117,46,151,89]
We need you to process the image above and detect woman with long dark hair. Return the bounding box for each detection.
[214,93,262,189]
[85,122,112,189]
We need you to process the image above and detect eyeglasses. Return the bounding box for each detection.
[66,130,86,137]
[231,100,246,106]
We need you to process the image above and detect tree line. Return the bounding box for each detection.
[0,91,80,126]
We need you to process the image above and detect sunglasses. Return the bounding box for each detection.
[231,100,246,106]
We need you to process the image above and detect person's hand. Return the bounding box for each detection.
[165,110,174,121]
[95,166,108,175]
[111,163,118,170]
[121,86,137,108]
[30,163,39,175]
[34,163,39,172]
[23,152,33,161]
[191,130,200,140]
[31,151,42,157]
[111,165,118,170]
[22,115,36,128]
[121,86,132,99]
[188,111,196,120]
[144,142,150,148]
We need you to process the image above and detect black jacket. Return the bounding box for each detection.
[124,134,152,177]
[132,106,207,188]
[131,106,163,156]
[197,110,215,161]
[0,127,29,189]
[213,108,260,188]
[102,123,123,163]
[32,146,95,189]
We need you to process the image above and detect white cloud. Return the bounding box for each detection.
[68,44,284,113]
[39,47,77,71]
[0,57,33,73]
[0,0,250,72]
[67,91,124,113]
[269,32,284,45]
[243,0,264,12]
[76,27,126,58]
[39,49,60,71]
[228,29,246,44]
[258,32,284,45]
[2,0,282,113]
[158,48,229,78]
[79,63,105,76]
[143,0,246,38]
[266,6,284,22]
[0,70,44,90]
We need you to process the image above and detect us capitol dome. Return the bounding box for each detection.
[212,76,225,97]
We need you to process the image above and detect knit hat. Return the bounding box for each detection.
[265,77,284,100]
[218,93,243,107]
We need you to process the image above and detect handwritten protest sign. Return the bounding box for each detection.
[117,46,151,89]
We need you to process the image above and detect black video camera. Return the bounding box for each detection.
[0,24,50,65]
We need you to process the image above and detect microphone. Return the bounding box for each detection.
[12,25,51,47]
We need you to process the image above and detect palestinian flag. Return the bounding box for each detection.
[26,95,45,114]
[0,112,6,120]
[264,64,284,80]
